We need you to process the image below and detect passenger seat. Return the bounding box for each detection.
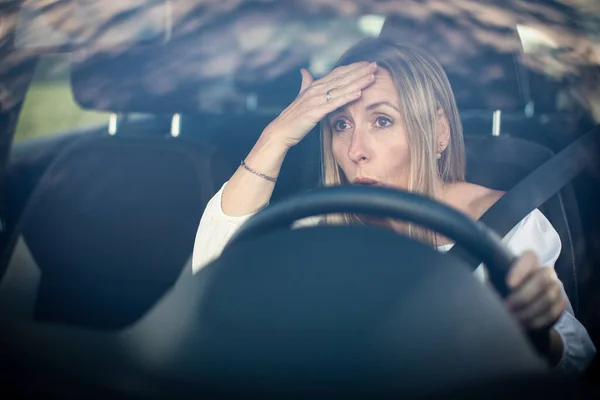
[0,135,228,329]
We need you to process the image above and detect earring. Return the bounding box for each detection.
[437,142,445,160]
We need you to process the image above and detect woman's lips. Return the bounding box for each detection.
[352,177,379,185]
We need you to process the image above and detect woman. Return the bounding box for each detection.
[192,37,595,373]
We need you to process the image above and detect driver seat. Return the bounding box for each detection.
[465,134,585,318]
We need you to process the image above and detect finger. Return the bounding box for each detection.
[319,89,363,113]
[322,62,378,92]
[528,295,566,330]
[303,62,373,101]
[319,61,372,84]
[506,251,538,289]
[506,267,554,312]
[299,69,315,94]
[327,71,376,99]
[512,281,562,324]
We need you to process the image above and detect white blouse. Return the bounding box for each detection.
[193,182,596,374]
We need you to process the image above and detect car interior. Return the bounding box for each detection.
[1,0,600,397]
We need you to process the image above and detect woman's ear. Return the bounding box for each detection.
[436,108,450,152]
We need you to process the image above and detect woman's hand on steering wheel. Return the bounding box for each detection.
[505,251,566,330]
[505,251,566,364]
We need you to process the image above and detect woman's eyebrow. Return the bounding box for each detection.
[365,101,400,112]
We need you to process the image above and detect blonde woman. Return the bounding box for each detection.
[192,38,595,373]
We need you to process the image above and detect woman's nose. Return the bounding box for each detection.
[347,130,370,164]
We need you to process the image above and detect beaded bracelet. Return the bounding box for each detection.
[240,160,278,183]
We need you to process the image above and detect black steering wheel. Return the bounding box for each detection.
[228,185,516,298]
[227,186,555,359]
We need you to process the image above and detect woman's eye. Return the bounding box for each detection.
[375,116,393,128]
[333,120,351,132]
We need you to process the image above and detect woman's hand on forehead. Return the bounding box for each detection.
[261,61,378,149]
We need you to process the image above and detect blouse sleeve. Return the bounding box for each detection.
[503,209,596,374]
[192,181,264,274]
[192,183,323,274]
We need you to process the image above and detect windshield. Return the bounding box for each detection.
[3,0,600,393]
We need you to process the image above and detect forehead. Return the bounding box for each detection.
[363,69,398,102]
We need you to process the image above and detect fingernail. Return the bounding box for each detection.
[371,62,378,69]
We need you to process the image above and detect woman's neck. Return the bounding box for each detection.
[386,178,454,246]
[356,178,459,247]
[434,177,450,203]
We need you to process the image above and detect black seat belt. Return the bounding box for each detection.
[448,125,599,292]
[446,125,600,359]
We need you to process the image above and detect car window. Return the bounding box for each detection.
[13,53,110,143]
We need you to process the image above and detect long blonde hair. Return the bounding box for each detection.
[320,37,466,246]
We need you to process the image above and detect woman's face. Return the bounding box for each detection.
[329,68,411,190]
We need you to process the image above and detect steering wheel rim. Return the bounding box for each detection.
[227,185,516,298]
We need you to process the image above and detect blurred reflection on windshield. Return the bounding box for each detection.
[2,0,600,119]
[14,0,169,50]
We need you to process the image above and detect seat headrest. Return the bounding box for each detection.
[464,135,554,190]
[19,137,219,328]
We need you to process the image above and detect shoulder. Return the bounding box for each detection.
[502,208,562,268]
[468,185,505,220]
[457,182,560,251]
[503,208,561,246]
[444,182,505,220]
[444,183,561,266]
